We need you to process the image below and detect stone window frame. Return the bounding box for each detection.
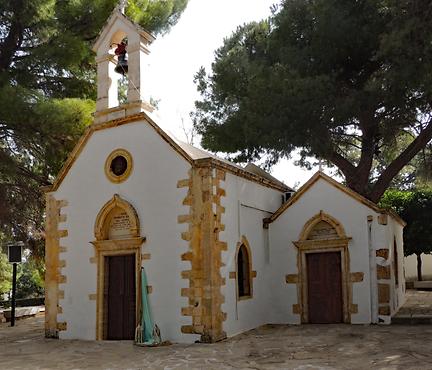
[232,236,257,301]
[105,148,133,184]
[237,244,251,299]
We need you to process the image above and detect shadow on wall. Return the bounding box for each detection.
[405,253,432,282]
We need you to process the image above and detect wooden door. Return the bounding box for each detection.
[105,254,136,339]
[306,252,343,323]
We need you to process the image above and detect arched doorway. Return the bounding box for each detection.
[294,211,352,323]
[92,194,145,339]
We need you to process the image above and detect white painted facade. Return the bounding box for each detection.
[50,131,406,341]
[221,172,282,337]
[45,8,406,344]
[268,177,405,325]
[52,121,196,342]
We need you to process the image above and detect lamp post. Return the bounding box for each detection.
[7,242,24,327]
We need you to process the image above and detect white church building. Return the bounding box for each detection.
[44,9,406,343]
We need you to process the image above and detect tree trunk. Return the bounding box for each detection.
[417,253,423,282]
[0,5,23,72]
[368,122,432,203]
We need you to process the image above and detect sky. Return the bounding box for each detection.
[145,0,324,189]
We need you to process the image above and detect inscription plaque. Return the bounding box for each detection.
[108,210,132,239]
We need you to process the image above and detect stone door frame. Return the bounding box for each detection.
[293,211,354,324]
[91,194,144,340]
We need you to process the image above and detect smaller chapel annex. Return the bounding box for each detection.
[44,8,406,343]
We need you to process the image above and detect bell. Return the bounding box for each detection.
[115,54,128,75]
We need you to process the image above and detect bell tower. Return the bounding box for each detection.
[92,6,155,123]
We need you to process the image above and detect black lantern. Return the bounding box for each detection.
[8,242,23,263]
[7,241,24,327]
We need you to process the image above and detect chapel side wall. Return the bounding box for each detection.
[374,215,406,321]
[221,172,284,338]
[268,179,374,324]
[52,121,198,343]
[388,218,406,314]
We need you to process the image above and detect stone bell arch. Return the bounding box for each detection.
[92,6,155,123]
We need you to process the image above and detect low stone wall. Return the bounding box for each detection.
[1,306,43,322]
[405,254,432,282]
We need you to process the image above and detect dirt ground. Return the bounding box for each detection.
[1,312,432,370]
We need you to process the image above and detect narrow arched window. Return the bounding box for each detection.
[237,244,251,298]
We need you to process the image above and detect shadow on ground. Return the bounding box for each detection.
[1,311,432,370]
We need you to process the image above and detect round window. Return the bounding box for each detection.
[110,155,128,176]
[105,149,133,183]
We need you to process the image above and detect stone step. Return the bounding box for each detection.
[413,281,432,290]
[392,315,432,325]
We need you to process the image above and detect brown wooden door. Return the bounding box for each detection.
[306,252,343,323]
[105,254,136,339]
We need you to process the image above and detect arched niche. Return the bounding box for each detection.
[298,211,347,241]
[110,29,128,48]
[94,194,140,241]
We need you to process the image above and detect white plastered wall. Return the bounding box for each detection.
[373,213,405,323]
[220,172,284,338]
[387,217,406,314]
[53,120,199,343]
[405,254,432,281]
[268,178,379,324]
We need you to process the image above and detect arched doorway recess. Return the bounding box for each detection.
[293,211,352,323]
[91,194,145,339]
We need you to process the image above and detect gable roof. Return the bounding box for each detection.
[45,112,290,193]
[92,8,155,53]
[266,171,406,226]
[173,141,290,190]
[244,163,287,190]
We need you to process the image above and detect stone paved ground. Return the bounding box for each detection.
[396,289,432,316]
[2,313,432,370]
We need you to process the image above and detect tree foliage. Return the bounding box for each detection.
[16,260,44,299]
[193,0,432,202]
[380,188,432,280]
[0,0,188,256]
[0,252,12,296]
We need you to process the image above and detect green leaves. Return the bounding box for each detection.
[0,0,189,259]
[126,0,188,35]
[380,189,432,257]
[193,0,432,201]
[0,86,95,243]
[16,260,44,299]
[0,252,12,296]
